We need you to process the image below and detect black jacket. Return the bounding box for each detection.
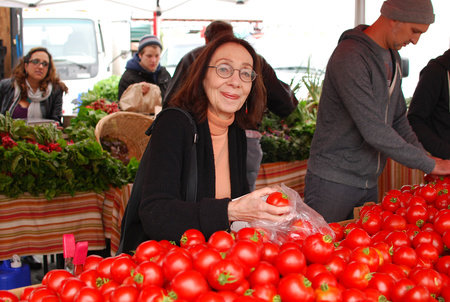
[163,46,298,120]
[408,49,450,159]
[0,78,63,124]
[118,54,171,100]
[118,109,249,253]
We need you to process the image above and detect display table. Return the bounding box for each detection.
[255,158,425,201]
[0,185,132,261]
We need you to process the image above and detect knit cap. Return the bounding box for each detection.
[380,0,435,24]
[138,35,162,52]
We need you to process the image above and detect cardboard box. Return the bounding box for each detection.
[8,284,40,298]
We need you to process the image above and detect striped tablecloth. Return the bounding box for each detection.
[255,158,425,201]
[0,185,131,261]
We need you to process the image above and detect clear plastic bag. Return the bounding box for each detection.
[247,183,334,245]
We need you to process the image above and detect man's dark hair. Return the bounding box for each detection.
[204,20,234,42]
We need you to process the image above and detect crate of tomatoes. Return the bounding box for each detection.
[2,179,450,301]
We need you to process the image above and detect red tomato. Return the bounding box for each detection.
[390,278,415,302]
[302,233,334,264]
[402,285,431,302]
[207,230,235,253]
[341,288,366,302]
[311,271,338,289]
[324,255,347,278]
[137,285,167,302]
[110,256,137,284]
[169,270,209,301]
[260,241,279,264]
[216,291,239,302]
[382,214,407,231]
[277,273,314,302]
[381,194,400,212]
[96,257,116,279]
[377,263,408,282]
[162,249,193,281]
[207,259,245,291]
[196,291,226,302]
[248,261,280,287]
[83,254,104,271]
[251,283,278,302]
[367,272,395,299]
[409,268,443,296]
[305,263,329,281]
[180,229,206,248]
[266,191,289,207]
[274,247,306,276]
[227,240,262,277]
[59,277,86,302]
[314,284,342,302]
[193,248,222,277]
[133,260,164,288]
[74,286,103,302]
[0,290,19,302]
[233,278,250,296]
[339,261,371,290]
[415,243,440,264]
[341,228,371,250]
[134,240,166,264]
[235,227,265,245]
[109,285,139,302]
[328,222,345,241]
[28,287,59,302]
[371,242,391,265]
[360,212,382,235]
[406,204,428,228]
[418,184,438,203]
[385,230,410,248]
[392,246,418,268]
[42,269,73,292]
[78,269,101,288]
[433,212,450,235]
[350,247,380,272]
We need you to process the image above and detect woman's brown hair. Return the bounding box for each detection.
[168,34,266,130]
[12,47,68,101]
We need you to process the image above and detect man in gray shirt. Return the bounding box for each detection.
[305,0,450,222]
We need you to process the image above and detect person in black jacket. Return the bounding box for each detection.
[118,35,290,253]
[0,47,67,124]
[118,35,171,100]
[164,21,298,191]
[407,48,450,159]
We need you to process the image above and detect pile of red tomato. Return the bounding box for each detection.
[3,176,450,302]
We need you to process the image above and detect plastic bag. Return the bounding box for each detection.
[246,183,334,245]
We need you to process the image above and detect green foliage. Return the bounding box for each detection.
[259,64,323,163]
[79,75,120,107]
[0,113,134,199]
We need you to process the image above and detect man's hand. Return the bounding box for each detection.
[141,82,151,95]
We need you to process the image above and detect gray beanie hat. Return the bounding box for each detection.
[138,35,162,52]
[381,0,435,24]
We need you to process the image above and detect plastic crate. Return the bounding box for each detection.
[0,260,31,290]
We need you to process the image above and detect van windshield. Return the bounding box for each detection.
[23,18,99,80]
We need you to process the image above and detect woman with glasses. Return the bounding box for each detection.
[0,47,68,124]
[119,34,290,252]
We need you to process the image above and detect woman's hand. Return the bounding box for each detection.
[227,186,291,223]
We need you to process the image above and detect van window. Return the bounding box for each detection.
[23,18,99,80]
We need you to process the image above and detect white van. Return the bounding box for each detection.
[22,9,131,114]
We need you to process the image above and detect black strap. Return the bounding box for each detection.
[146,107,198,202]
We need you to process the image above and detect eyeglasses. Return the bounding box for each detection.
[208,63,257,82]
[29,59,49,68]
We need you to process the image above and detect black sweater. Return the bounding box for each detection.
[408,49,450,159]
[119,109,249,253]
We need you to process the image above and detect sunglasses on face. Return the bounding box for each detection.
[28,59,49,68]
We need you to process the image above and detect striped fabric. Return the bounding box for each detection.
[255,158,425,202]
[0,185,132,260]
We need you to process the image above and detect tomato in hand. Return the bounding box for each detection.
[266,191,289,207]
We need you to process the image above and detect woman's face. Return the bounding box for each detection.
[25,51,50,82]
[203,42,253,120]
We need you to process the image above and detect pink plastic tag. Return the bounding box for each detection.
[63,234,75,258]
[73,241,88,265]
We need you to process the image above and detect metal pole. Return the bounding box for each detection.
[355,0,365,26]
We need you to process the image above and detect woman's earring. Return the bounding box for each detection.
[245,102,248,114]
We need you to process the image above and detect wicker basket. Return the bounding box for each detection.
[95,111,154,161]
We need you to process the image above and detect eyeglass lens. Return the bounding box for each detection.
[30,59,49,67]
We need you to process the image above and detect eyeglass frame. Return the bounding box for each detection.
[28,59,49,68]
[207,63,257,82]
